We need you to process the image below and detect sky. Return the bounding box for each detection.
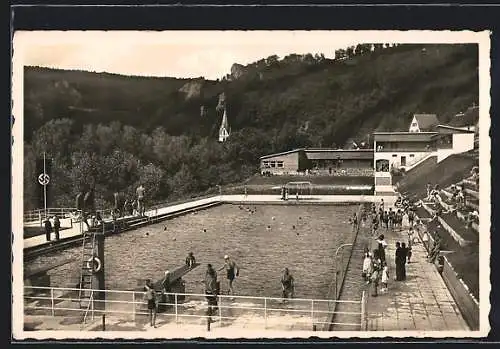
[14,30,482,80]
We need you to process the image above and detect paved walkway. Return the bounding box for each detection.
[365,225,469,331]
[22,314,329,338]
[24,195,398,250]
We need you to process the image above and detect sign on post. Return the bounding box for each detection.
[38,173,50,186]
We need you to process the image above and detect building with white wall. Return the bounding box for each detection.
[373,116,475,194]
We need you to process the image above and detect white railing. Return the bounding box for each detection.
[24,207,77,223]
[404,152,435,171]
[24,286,364,331]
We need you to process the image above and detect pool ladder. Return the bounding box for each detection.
[78,231,97,324]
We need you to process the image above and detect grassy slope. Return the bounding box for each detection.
[397,153,477,200]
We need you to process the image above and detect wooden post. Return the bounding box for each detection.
[133,292,136,323]
[175,294,178,323]
[95,233,105,311]
[264,298,267,329]
[311,300,314,330]
[51,288,55,316]
[102,314,106,331]
[219,295,222,327]
[361,290,366,330]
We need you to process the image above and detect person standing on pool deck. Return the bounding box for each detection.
[136,184,146,216]
[219,255,239,296]
[205,264,219,317]
[376,234,388,263]
[53,215,60,241]
[281,268,295,302]
[144,279,157,328]
[44,217,53,242]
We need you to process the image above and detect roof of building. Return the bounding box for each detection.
[435,125,475,134]
[260,149,303,160]
[373,132,438,142]
[260,148,373,160]
[305,149,373,160]
[413,114,440,130]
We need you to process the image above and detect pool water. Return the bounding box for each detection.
[27,204,359,300]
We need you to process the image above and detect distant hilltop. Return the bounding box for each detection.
[24,44,478,148]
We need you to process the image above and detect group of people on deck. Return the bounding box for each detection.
[362,197,420,296]
[113,184,146,218]
[370,198,416,236]
[43,215,61,242]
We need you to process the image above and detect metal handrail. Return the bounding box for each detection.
[26,285,363,331]
[332,243,354,302]
[25,285,361,303]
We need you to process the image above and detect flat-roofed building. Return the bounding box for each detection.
[260,148,374,176]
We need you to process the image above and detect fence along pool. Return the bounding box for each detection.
[24,286,364,331]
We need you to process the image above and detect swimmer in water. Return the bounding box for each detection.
[218,255,239,297]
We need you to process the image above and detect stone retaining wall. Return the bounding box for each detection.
[441,256,480,330]
[414,216,478,331]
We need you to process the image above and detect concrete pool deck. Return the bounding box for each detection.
[24,194,397,250]
[364,225,469,331]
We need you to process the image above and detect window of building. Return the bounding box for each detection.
[410,154,414,157]
[277,161,284,168]
[392,154,397,157]
[270,161,276,168]
[263,161,269,168]
[411,122,418,127]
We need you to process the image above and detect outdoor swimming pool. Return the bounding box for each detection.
[26,204,359,300]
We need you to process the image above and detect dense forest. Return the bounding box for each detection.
[23,44,479,210]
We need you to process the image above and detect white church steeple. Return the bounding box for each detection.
[218,107,230,142]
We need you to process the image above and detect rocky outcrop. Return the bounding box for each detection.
[179,78,204,100]
[230,63,247,80]
[216,92,226,112]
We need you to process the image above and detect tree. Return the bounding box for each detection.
[346,46,355,58]
[32,118,75,159]
[23,143,38,210]
[266,55,279,66]
[137,163,164,201]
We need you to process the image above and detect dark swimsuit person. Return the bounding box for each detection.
[144,279,157,327]
[281,268,295,302]
[219,255,238,296]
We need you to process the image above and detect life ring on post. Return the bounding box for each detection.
[86,256,102,274]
